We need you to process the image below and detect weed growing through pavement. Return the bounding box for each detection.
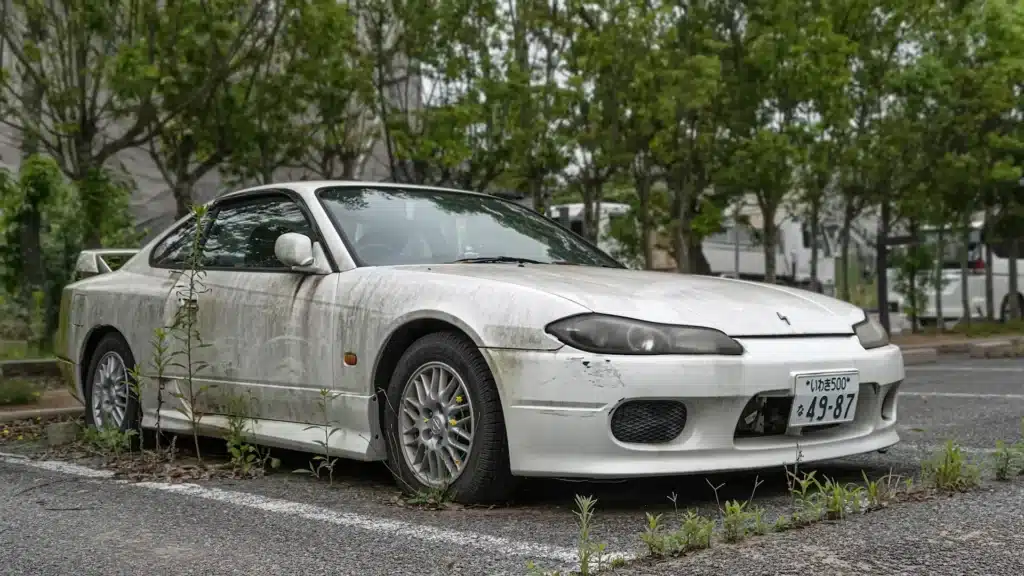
[149,327,172,448]
[525,494,609,576]
[639,492,714,558]
[991,418,1024,480]
[922,440,980,492]
[573,494,607,576]
[82,424,137,461]
[168,203,213,462]
[297,388,343,485]
[224,393,278,477]
[707,476,764,543]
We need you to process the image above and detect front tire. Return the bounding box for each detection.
[84,333,140,432]
[382,331,517,504]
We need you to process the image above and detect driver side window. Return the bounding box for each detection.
[203,195,316,270]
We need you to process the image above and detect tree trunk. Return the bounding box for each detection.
[1009,237,1020,320]
[809,197,820,288]
[908,220,920,333]
[530,178,548,214]
[173,179,195,219]
[762,203,778,284]
[933,224,944,332]
[672,183,694,274]
[876,199,891,333]
[839,201,854,301]
[984,206,995,320]
[77,166,105,249]
[19,0,46,295]
[634,164,654,269]
[581,179,596,241]
[959,217,970,329]
[690,231,711,275]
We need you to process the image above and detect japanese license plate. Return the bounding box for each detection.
[788,371,860,428]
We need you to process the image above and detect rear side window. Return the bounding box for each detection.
[150,217,200,268]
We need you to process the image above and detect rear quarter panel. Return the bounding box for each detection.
[60,268,178,398]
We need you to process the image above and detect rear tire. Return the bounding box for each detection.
[83,333,141,433]
[1000,293,1024,322]
[382,331,517,504]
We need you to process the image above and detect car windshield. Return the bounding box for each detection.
[316,186,623,268]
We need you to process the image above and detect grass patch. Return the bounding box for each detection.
[0,378,42,406]
[949,319,1024,338]
[905,319,1024,339]
[921,440,981,491]
[0,339,52,361]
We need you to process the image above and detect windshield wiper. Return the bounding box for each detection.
[450,256,544,264]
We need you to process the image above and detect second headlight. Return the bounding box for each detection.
[545,314,744,355]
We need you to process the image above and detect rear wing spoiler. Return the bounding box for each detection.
[74,249,140,277]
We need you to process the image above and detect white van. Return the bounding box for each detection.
[887,220,1023,323]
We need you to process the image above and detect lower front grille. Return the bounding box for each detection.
[734,396,792,438]
[610,400,687,444]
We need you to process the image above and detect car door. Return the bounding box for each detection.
[186,191,343,425]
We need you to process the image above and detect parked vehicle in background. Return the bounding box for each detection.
[886,218,1024,325]
[548,199,877,293]
[58,181,904,504]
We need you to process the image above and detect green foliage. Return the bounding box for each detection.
[83,424,138,460]
[168,204,213,461]
[891,241,940,324]
[298,387,343,485]
[921,440,981,492]
[0,378,42,406]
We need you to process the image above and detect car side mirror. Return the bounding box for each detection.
[275,233,329,274]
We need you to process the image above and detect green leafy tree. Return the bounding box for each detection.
[0,0,259,246]
[0,156,82,345]
[362,0,513,190]
[648,0,727,274]
[146,0,283,216]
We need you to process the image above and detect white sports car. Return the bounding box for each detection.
[57,181,903,503]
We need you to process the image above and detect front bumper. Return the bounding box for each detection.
[484,336,903,478]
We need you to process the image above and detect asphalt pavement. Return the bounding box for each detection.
[1,355,1022,576]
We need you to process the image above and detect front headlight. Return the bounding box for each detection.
[545,314,744,356]
[854,313,890,349]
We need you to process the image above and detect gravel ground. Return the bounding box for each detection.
[611,482,1024,576]
[0,355,1022,575]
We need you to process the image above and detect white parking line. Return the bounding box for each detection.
[901,391,1024,400]
[907,365,1024,373]
[0,452,618,566]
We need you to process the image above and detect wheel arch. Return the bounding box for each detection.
[1000,291,1024,321]
[370,313,496,440]
[79,325,129,394]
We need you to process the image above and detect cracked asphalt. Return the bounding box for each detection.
[1,355,1022,576]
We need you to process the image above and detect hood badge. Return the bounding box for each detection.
[777,312,790,326]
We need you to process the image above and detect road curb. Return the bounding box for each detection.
[0,405,83,424]
[968,340,1018,359]
[0,358,61,378]
[901,348,938,365]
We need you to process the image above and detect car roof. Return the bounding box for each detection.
[216,180,492,203]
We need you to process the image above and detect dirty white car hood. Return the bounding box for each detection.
[417,264,863,337]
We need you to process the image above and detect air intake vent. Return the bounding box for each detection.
[610,400,687,444]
